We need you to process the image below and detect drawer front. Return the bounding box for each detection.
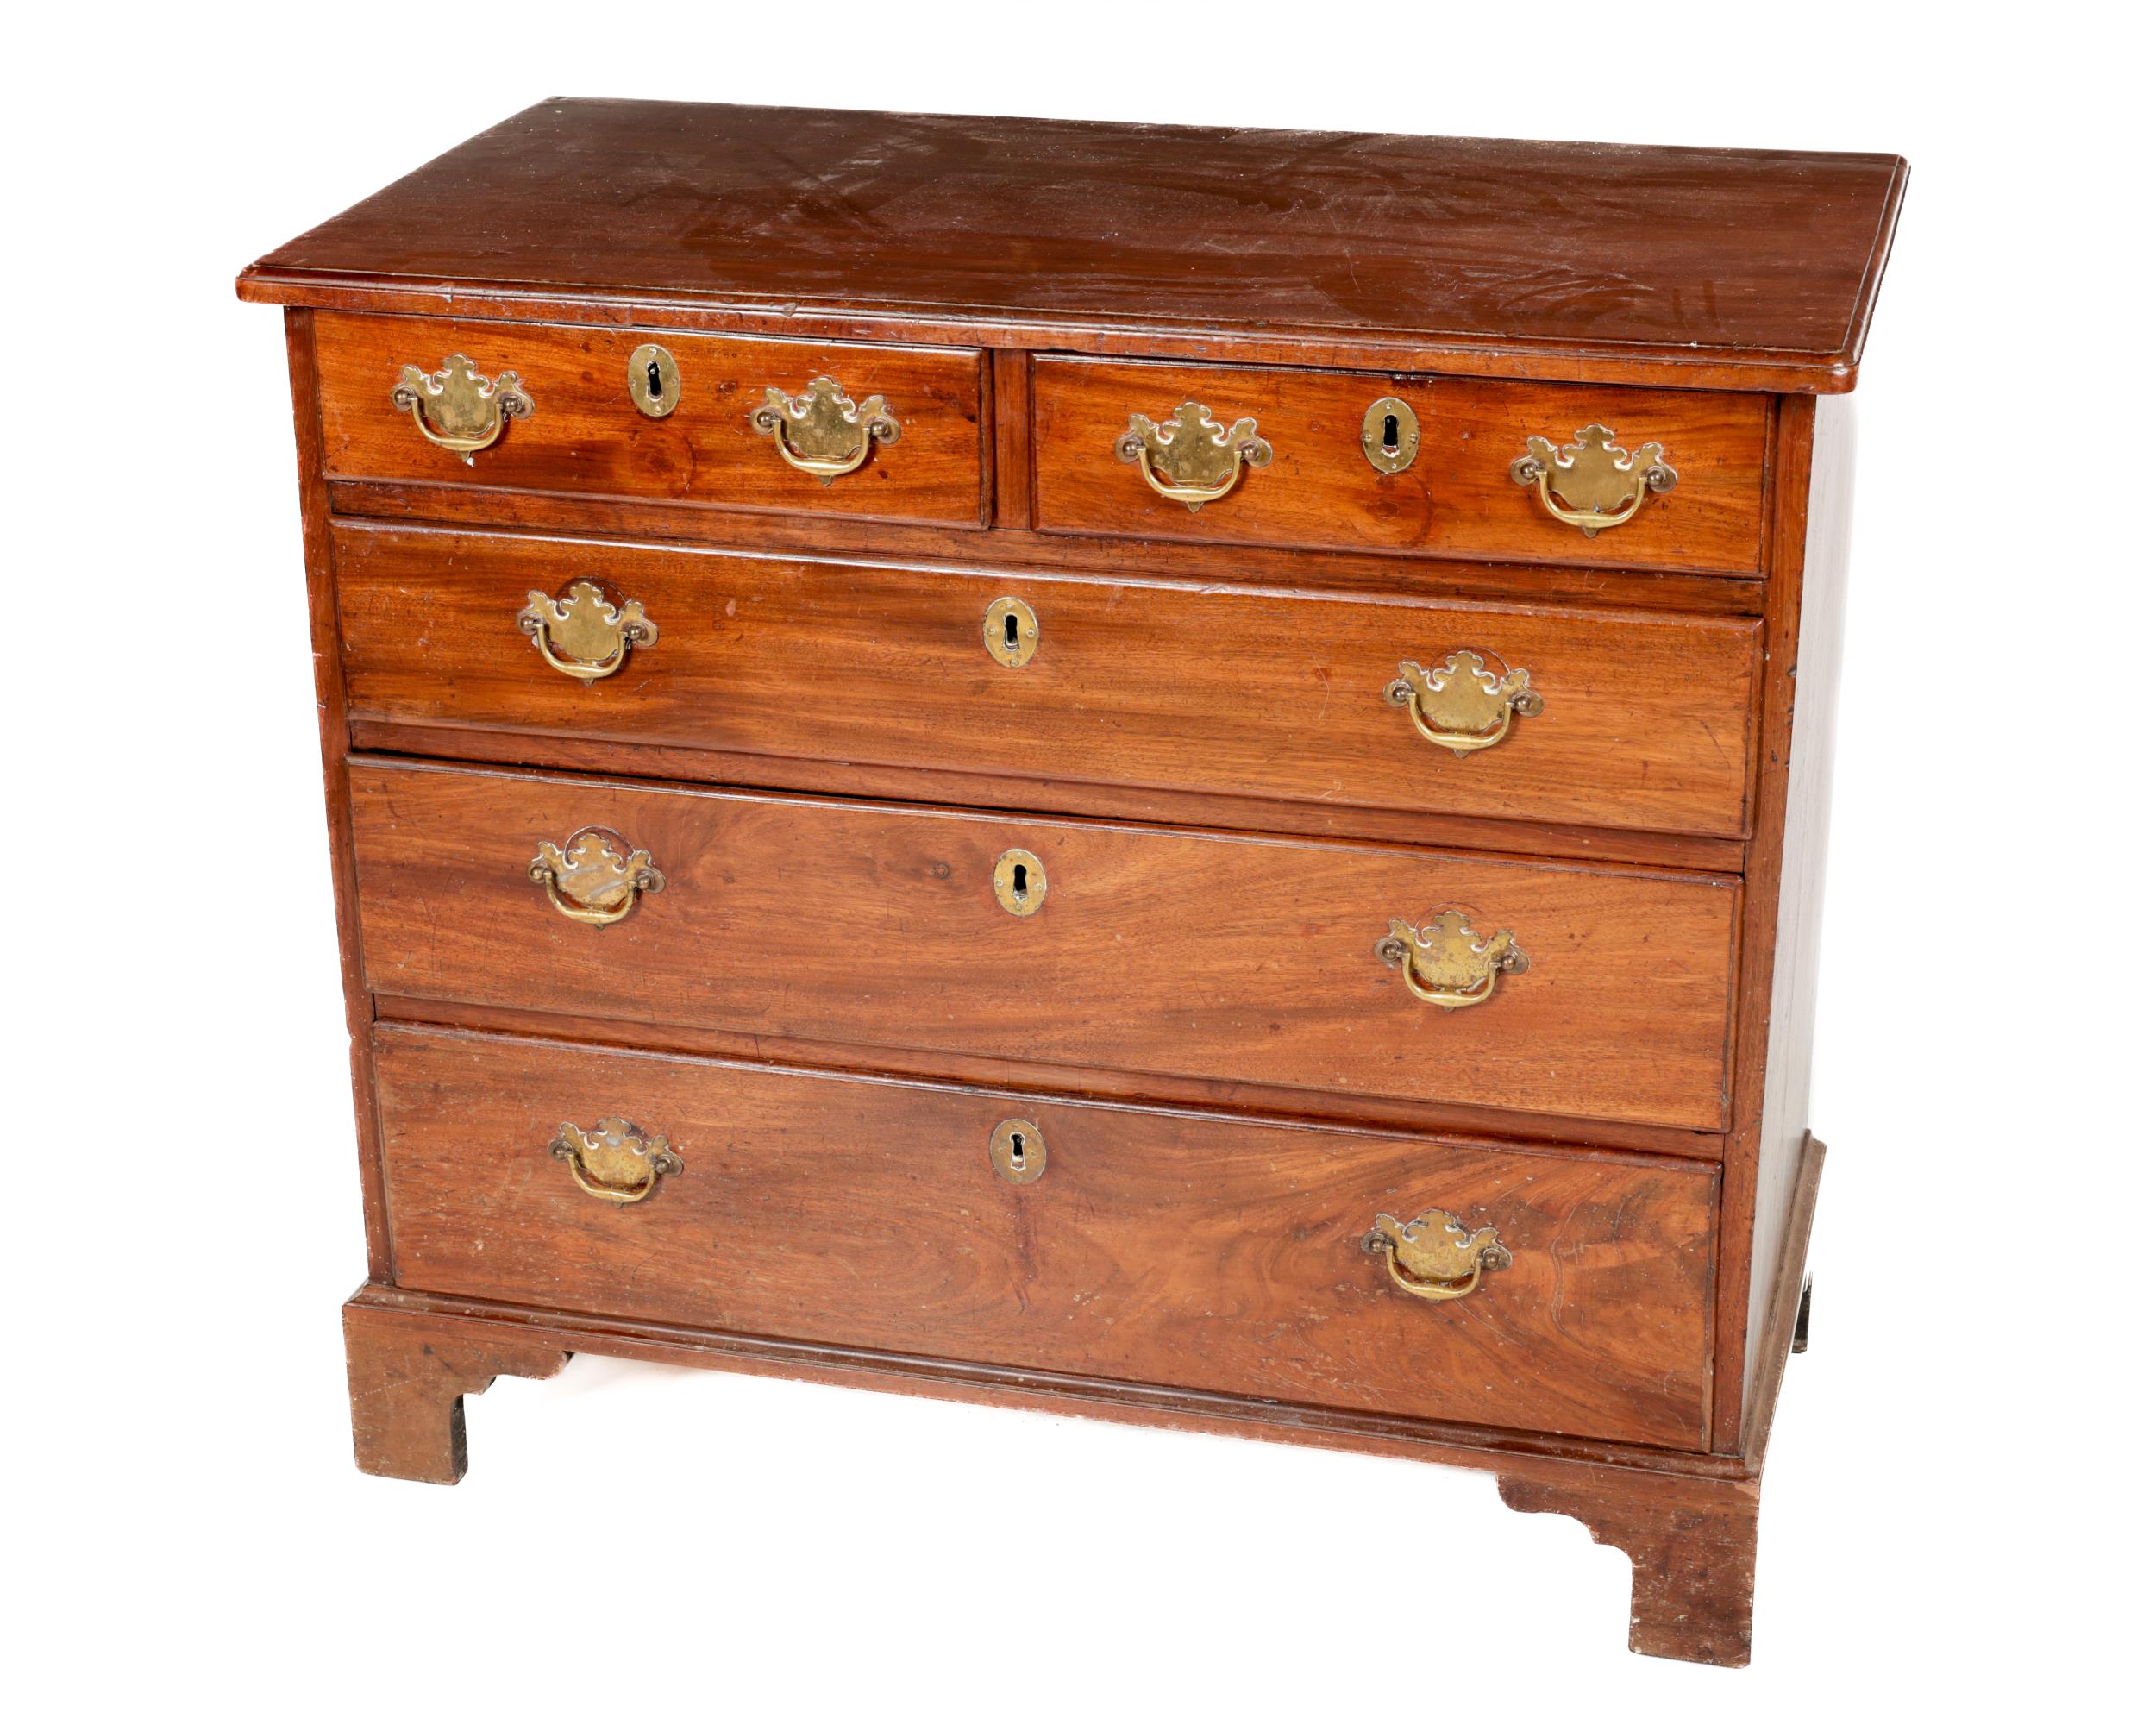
[1034,356,1769,574]
[339,527,1760,839]
[313,312,987,526]
[375,1024,1719,1449]
[350,762,1739,1131]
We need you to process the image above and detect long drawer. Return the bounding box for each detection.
[348,761,1739,1132]
[374,1023,1720,1449]
[1033,355,1771,575]
[336,524,1760,839]
[311,312,987,527]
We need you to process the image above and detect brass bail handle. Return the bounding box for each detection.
[1363,1209,1513,1302]
[1510,423,1677,537]
[1113,401,1273,511]
[549,1118,683,1204]
[1376,909,1527,1010]
[1384,650,1544,756]
[750,375,901,482]
[529,829,665,925]
[391,354,534,463]
[517,581,658,683]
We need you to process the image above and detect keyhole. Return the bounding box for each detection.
[1004,611,1020,649]
[991,1117,1044,1182]
[994,848,1044,916]
[646,360,665,399]
[1382,412,1400,454]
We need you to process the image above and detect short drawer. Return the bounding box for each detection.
[349,761,1739,1132]
[337,525,1761,839]
[1033,356,1769,575]
[374,1023,1719,1450]
[312,311,987,527]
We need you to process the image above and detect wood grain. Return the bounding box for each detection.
[342,1299,568,1484]
[323,480,1768,618]
[373,1022,1718,1449]
[333,523,1762,840]
[1741,1135,1824,1469]
[282,310,393,1279]
[311,311,987,527]
[241,97,1899,1665]
[348,718,1750,875]
[373,993,1727,1161]
[1708,397,1814,1444]
[1745,397,1852,1420]
[1036,356,1769,575]
[1706,393,1846,1448]
[343,1145,1817,1485]
[348,759,1742,1132]
[240,101,1906,392]
[990,348,1034,529]
[1498,1466,1759,1664]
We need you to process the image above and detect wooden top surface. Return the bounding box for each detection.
[240,100,1905,392]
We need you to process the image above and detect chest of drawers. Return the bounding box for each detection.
[241,101,1902,1666]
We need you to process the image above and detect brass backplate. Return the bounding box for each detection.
[991,1119,1047,1184]
[1113,401,1272,510]
[993,848,1045,916]
[529,827,665,925]
[390,354,532,462]
[1362,1208,1512,1300]
[1376,907,1526,1009]
[1360,396,1420,474]
[517,580,657,681]
[751,375,901,481]
[550,1117,684,1204]
[1384,649,1542,753]
[983,597,1039,668]
[628,343,681,417]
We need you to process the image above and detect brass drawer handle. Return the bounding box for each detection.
[517,581,658,683]
[1510,423,1677,537]
[750,375,901,482]
[528,828,665,926]
[1376,909,1527,1010]
[390,354,533,463]
[550,1117,682,1204]
[1113,401,1272,511]
[1363,1208,1512,1302]
[1384,650,1543,755]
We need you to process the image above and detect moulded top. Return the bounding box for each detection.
[239,99,1906,392]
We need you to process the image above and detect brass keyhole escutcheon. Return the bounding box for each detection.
[993,848,1045,916]
[628,343,681,417]
[983,597,1039,668]
[1361,397,1420,474]
[991,1119,1046,1184]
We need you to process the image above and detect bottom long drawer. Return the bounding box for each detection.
[374,1022,1720,1451]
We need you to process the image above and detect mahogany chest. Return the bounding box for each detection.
[240,101,1903,1665]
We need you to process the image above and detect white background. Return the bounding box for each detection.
[9,3,2145,1716]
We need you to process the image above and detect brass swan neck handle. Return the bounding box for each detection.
[549,1118,683,1204]
[1113,401,1272,510]
[1376,909,1527,1010]
[750,375,901,482]
[1384,650,1543,755]
[1363,1208,1513,1302]
[390,354,533,463]
[517,581,658,683]
[1509,423,1676,537]
[528,828,665,926]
